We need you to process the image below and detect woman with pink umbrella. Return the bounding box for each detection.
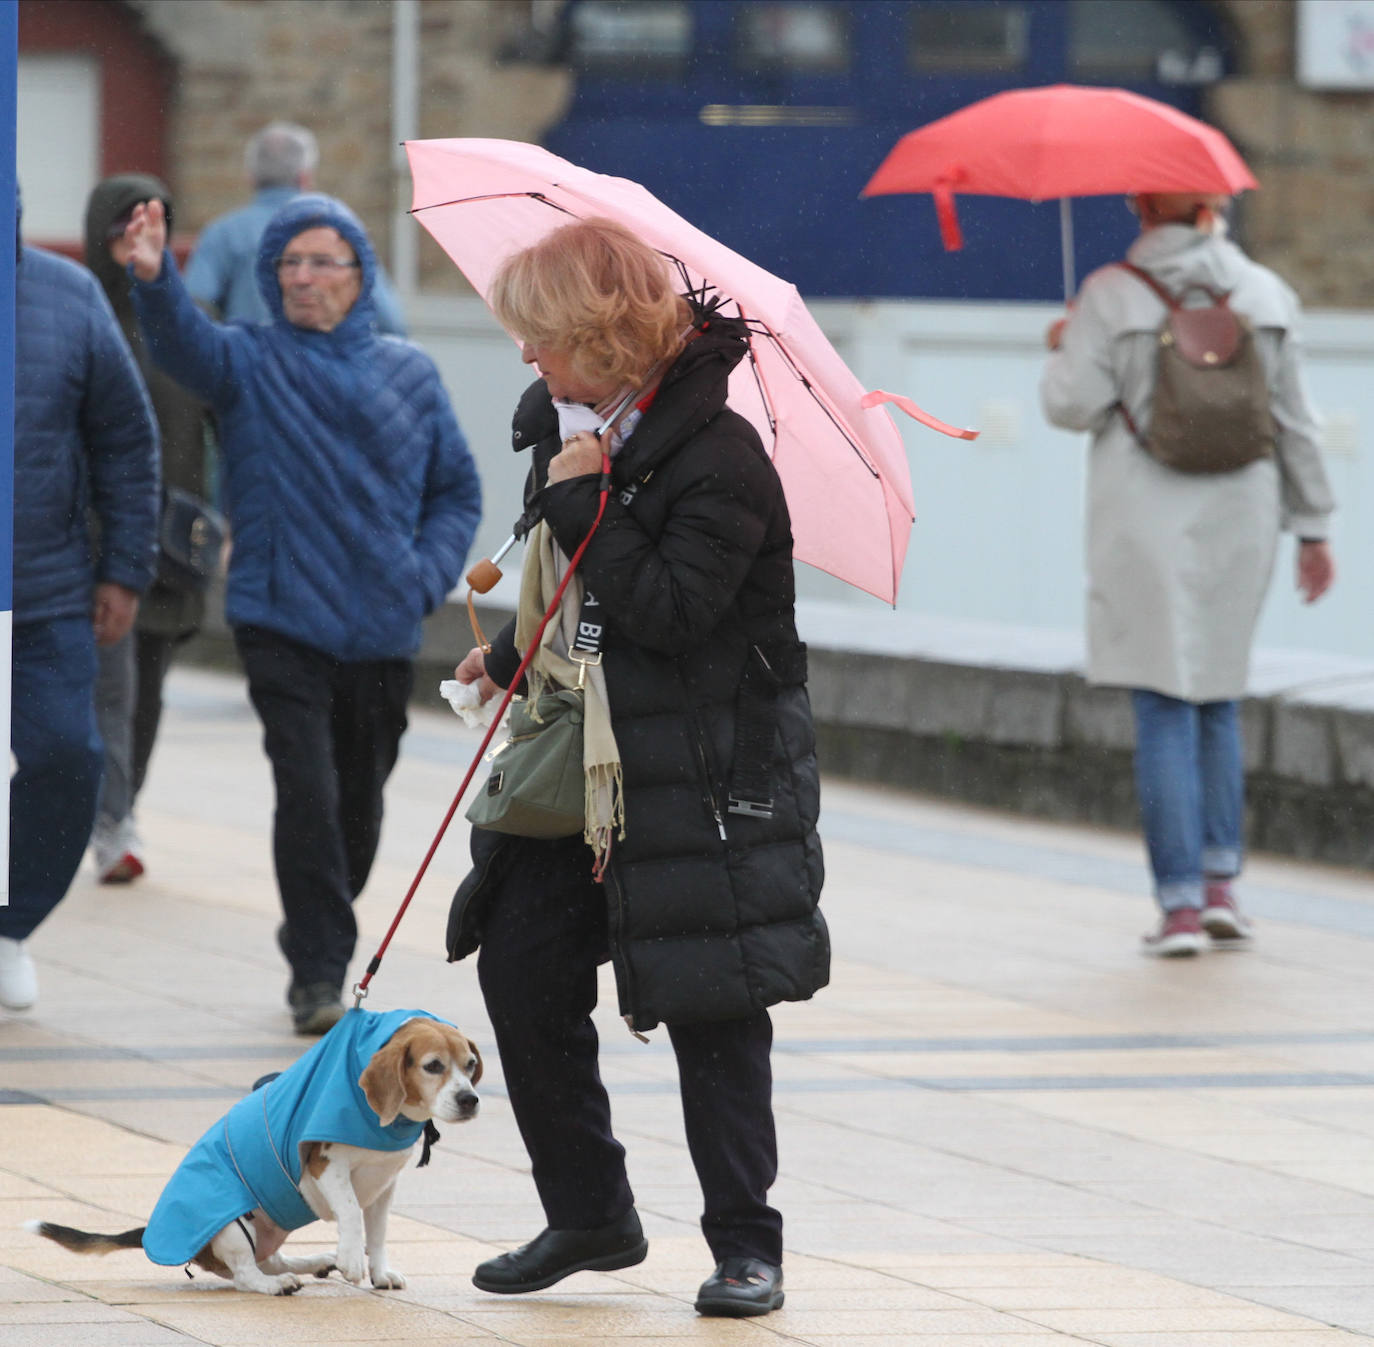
[445,218,825,1317]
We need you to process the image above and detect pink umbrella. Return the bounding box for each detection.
[405,137,975,605]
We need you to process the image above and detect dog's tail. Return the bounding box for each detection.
[25,1220,145,1255]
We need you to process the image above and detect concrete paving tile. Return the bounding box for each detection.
[775,1286,984,1311]
[965,1283,1260,1310]
[2,1106,183,1174]
[802,1339,1075,1347]
[456,1303,735,1337]
[770,1307,1050,1335]
[1,1328,197,1347]
[498,1339,777,1347]
[1018,1305,1337,1333]
[0,1173,57,1200]
[142,1296,493,1341]
[0,1266,100,1303]
[1073,1335,1367,1347]
[0,1301,150,1324]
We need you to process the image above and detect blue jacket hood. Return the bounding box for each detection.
[256,192,376,336]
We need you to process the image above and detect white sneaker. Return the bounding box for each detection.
[0,937,37,1010]
[93,815,145,884]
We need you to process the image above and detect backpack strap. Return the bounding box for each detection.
[1117,262,1179,308]
[1117,262,1228,309]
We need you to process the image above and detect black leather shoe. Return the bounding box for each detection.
[695,1257,784,1316]
[471,1209,647,1293]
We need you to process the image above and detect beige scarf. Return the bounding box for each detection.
[514,521,624,866]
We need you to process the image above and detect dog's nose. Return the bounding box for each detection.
[453,1094,479,1121]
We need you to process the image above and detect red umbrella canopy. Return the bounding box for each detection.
[863,84,1258,204]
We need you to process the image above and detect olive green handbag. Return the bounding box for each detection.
[464,687,586,838]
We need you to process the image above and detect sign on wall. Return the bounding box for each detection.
[1297,0,1374,89]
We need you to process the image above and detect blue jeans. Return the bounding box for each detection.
[4,617,104,940]
[1130,690,1244,913]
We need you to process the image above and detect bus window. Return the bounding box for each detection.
[569,0,693,77]
[733,3,852,74]
[1070,0,1224,84]
[908,4,1030,74]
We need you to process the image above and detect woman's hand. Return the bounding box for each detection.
[546,430,605,484]
[124,199,167,283]
[1297,539,1335,604]
[454,646,499,703]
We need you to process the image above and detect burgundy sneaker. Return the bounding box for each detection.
[1141,907,1204,957]
[1201,882,1253,943]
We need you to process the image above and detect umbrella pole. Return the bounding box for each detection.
[1059,198,1076,302]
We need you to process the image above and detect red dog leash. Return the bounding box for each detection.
[353,455,611,1006]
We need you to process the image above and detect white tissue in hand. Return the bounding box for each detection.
[439,679,493,727]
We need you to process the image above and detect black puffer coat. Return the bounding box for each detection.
[447,319,828,1031]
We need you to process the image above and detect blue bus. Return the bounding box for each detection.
[531,0,1238,300]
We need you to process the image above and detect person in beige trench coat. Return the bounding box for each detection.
[1040,192,1335,957]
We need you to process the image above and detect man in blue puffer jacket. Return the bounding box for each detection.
[124,193,481,1033]
[0,196,160,1013]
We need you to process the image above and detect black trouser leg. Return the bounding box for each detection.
[668,1011,783,1266]
[131,632,176,801]
[476,836,634,1230]
[332,658,412,898]
[236,627,402,992]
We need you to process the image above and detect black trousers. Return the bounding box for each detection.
[235,626,412,992]
[131,631,179,800]
[475,834,783,1265]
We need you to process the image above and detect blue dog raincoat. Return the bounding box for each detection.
[142,1007,449,1266]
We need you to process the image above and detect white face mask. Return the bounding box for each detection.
[553,400,603,441]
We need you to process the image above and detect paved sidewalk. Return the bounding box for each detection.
[3,665,1374,1347]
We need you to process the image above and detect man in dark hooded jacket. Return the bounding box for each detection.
[0,191,160,1012]
[84,173,215,885]
[123,193,481,1033]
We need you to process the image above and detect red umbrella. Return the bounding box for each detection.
[863,84,1258,297]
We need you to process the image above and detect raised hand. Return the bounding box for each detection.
[124,198,167,283]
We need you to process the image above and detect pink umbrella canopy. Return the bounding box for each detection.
[406,138,975,605]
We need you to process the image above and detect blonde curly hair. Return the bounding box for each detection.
[490,218,691,390]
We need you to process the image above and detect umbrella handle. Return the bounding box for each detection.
[464,533,519,651]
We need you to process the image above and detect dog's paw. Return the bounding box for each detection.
[272,1274,303,1296]
[336,1253,366,1285]
[313,1262,336,1280]
[370,1268,406,1290]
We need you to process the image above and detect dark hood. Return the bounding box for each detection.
[85,172,171,306]
[255,192,377,336]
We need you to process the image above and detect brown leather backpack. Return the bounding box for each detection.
[1115,263,1275,474]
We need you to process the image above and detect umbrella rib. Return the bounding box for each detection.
[743,337,779,445]
[756,326,880,480]
[410,191,578,216]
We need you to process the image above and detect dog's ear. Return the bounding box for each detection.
[359,1035,409,1126]
[469,1039,483,1086]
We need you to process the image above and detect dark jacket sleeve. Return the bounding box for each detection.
[82,278,160,593]
[539,425,773,656]
[131,251,242,406]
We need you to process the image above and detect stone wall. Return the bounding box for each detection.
[128,0,570,287]
[1211,0,1374,306]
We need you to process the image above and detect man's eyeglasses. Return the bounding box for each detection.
[275,254,361,275]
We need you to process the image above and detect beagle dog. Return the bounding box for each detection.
[28,1009,480,1295]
